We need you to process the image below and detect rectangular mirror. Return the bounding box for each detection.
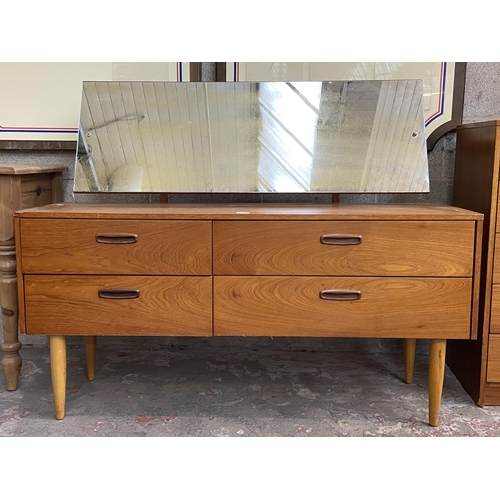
[74,80,429,193]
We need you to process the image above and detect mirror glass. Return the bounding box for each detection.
[74,80,429,193]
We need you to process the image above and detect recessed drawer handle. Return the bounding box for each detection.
[320,290,361,301]
[98,289,140,300]
[96,233,138,244]
[320,234,362,245]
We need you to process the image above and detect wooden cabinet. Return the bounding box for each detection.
[447,120,500,404]
[14,202,483,424]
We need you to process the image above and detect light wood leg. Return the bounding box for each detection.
[403,338,416,384]
[50,335,67,420]
[85,336,97,381]
[0,239,22,390]
[428,339,446,427]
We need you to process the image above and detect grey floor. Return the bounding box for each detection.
[2,335,500,437]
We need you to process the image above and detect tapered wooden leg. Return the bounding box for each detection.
[0,239,22,390]
[428,339,446,427]
[85,336,97,381]
[50,335,67,420]
[403,338,416,384]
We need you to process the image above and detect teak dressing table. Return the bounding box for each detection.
[8,79,485,426]
[13,202,483,425]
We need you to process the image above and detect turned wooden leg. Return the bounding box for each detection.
[0,239,22,390]
[403,338,416,384]
[85,336,97,381]
[50,335,67,420]
[428,339,446,427]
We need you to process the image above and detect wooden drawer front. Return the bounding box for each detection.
[492,235,500,283]
[487,335,500,382]
[20,219,212,275]
[213,221,475,276]
[214,277,472,338]
[20,174,54,209]
[24,276,212,336]
[490,285,500,332]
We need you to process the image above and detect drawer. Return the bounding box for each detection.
[214,277,473,338]
[489,285,500,332]
[23,275,212,336]
[492,235,500,283]
[487,335,500,382]
[213,221,475,276]
[20,219,212,275]
[20,174,55,209]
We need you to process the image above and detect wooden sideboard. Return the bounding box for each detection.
[447,121,500,405]
[14,202,483,425]
[0,164,65,391]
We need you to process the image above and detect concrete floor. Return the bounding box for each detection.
[2,335,500,437]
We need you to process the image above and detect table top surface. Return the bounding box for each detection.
[0,164,67,175]
[14,203,484,221]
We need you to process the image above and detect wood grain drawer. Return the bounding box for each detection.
[23,275,212,336]
[492,235,500,283]
[214,277,473,338]
[487,335,500,382]
[213,221,475,276]
[489,285,500,332]
[20,174,55,209]
[20,219,212,275]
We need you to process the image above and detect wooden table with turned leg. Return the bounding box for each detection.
[0,164,66,391]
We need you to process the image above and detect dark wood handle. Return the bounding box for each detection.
[320,234,362,245]
[96,233,138,244]
[98,289,140,299]
[319,290,361,301]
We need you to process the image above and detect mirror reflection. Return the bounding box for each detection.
[74,80,429,193]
